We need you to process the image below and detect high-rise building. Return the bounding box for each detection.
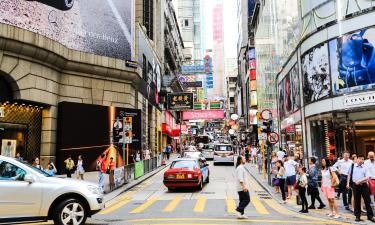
[208,0,226,100]
[175,0,202,61]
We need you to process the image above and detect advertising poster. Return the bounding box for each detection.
[330,27,375,95]
[57,102,142,172]
[134,161,144,179]
[1,139,16,158]
[278,64,301,120]
[301,43,331,104]
[0,0,134,61]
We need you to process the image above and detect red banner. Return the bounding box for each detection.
[182,110,225,120]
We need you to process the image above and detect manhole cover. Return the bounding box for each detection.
[259,196,272,199]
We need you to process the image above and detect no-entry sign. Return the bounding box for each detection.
[267,132,279,144]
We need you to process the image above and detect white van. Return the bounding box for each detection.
[213,144,235,165]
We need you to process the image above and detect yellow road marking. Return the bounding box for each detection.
[130,197,159,213]
[226,196,236,213]
[193,196,206,212]
[263,199,294,215]
[126,217,349,224]
[163,196,183,212]
[98,199,131,215]
[251,196,269,214]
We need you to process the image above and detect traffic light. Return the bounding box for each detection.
[261,120,273,133]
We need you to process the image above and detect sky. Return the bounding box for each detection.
[172,0,238,59]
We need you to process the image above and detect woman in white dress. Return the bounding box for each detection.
[76,155,85,180]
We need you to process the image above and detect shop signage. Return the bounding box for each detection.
[343,92,375,107]
[267,132,280,144]
[183,81,203,88]
[0,107,4,118]
[182,110,225,120]
[181,65,205,74]
[250,91,257,106]
[167,93,194,111]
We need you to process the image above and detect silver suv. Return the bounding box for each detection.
[0,156,103,225]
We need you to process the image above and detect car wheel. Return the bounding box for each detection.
[198,177,203,190]
[53,198,87,225]
[58,0,74,10]
[213,162,217,166]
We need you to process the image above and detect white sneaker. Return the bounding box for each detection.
[333,214,340,219]
[234,210,242,218]
[240,215,248,219]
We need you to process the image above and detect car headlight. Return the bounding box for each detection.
[87,185,102,195]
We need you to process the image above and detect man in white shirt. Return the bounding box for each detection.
[284,153,298,199]
[277,148,286,161]
[333,151,353,210]
[235,155,250,219]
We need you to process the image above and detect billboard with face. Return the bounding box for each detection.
[0,0,134,61]
[301,43,331,104]
[330,27,375,95]
[278,64,301,120]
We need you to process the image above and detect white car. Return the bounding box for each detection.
[213,144,235,165]
[0,156,103,225]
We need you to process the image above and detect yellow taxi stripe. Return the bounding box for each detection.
[193,196,206,212]
[130,197,159,213]
[226,196,236,213]
[251,196,269,214]
[163,196,183,212]
[98,199,131,215]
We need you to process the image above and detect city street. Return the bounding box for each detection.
[21,161,350,225]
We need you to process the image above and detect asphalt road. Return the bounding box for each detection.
[23,161,352,225]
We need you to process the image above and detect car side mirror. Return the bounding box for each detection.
[24,174,35,184]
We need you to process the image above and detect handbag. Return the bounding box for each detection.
[340,29,375,87]
[296,195,302,205]
[369,179,375,195]
[329,168,339,187]
[273,178,280,186]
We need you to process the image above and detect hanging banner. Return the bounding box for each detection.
[167,93,194,111]
[182,110,225,120]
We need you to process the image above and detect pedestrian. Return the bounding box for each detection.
[76,155,85,180]
[321,158,340,218]
[108,157,115,191]
[276,160,287,204]
[277,147,285,161]
[284,152,298,199]
[271,152,279,193]
[97,153,107,193]
[347,155,375,222]
[333,151,353,210]
[166,144,171,160]
[136,151,141,162]
[256,150,263,173]
[365,151,375,204]
[307,157,325,209]
[64,155,75,178]
[44,162,57,176]
[235,155,250,219]
[251,146,257,164]
[32,157,43,170]
[298,167,308,213]
[15,152,23,161]
[245,147,250,163]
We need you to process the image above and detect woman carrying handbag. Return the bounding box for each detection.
[321,158,340,218]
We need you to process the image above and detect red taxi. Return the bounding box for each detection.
[163,158,209,191]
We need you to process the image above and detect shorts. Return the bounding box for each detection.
[286,175,296,185]
[322,186,335,199]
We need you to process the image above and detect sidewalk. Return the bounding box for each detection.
[244,162,371,224]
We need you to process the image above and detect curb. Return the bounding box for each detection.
[103,162,170,206]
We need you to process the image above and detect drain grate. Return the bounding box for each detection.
[200,192,215,194]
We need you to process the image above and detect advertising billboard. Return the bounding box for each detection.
[57,102,141,172]
[278,64,301,120]
[182,110,225,120]
[0,0,134,61]
[301,43,331,104]
[330,27,375,95]
[167,93,194,111]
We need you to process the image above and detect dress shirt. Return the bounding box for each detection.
[364,159,375,179]
[348,163,369,183]
[333,159,353,176]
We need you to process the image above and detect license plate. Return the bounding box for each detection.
[176,174,184,179]
[221,154,226,157]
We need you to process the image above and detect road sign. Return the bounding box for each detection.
[261,109,272,121]
[267,132,279,144]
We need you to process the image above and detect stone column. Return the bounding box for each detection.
[40,106,58,166]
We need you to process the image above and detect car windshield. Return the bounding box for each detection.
[215,145,232,151]
[184,152,201,158]
[171,160,197,169]
[19,160,51,177]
